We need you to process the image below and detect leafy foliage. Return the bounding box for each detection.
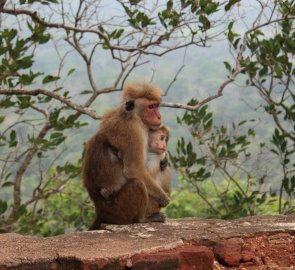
[0,0,294,235]
[170,102,275,217]
[165,181,280,219]
[12,167,94,236]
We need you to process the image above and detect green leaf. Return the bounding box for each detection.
[0,115,5,124]
[228,21,234,30]
[42,75,60,84]
[284,158,290,165]
[274,64,283,78]
[199,15,211,31]
[224,61,232,72]
[167,0,173,10]
[248,128,255,136]
[9,130,18,147]
[204,119,213,130]
[233,38,240,49]
[17,96,31,109]
[204,3,218,15]
[18,56,34,69]
[1,181,14,188]
[130,0,141,5]
[50,132,64,139]
[67,68,75,76]
[114,29,124,39]
[2,29,17,42]
[187,142,193,154]
[14,205,27,221]
[259,66,268,77]
[198,105,207,119]
[80,90,92,95]
[225,0,241,11]
[238,120,247,126]
[0,200,7,215]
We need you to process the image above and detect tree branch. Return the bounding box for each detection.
[9,121,51,222]
[1,7,213,60]
[0,88,101,120]
[162,13,295,111]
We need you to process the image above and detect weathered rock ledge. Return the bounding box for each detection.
[0,215,295,269]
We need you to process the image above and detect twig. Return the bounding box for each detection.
[0,88,101,120]
[9,121,52,221]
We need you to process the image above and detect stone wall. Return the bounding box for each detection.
[0,215,294,269]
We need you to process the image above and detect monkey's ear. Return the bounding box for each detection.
[125,100,135,111]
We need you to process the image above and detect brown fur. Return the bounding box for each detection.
[122,81,162,102]
[82,82,169,230]
[100,126,171,221]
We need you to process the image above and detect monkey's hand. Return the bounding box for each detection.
[160,156,168,171]
[100,188,115,201]
[158,192,170,207]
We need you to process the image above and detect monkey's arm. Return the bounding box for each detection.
[161,169,171,196]
[160,152,169,171]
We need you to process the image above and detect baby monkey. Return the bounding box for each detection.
[146,126,171,196]
[100,125,171,201]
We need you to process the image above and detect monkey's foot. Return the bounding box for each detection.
[146,212,166,223]
[88,218,102,231]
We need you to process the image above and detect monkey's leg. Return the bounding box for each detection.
[88,203,102,230]
[143,196,166,223]
[145,196,159,216]
[100,178,149,225]
[89,217,101,230]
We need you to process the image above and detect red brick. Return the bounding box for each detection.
[129,245,214,270]
[178,246,214,270]
[214,239,242,267]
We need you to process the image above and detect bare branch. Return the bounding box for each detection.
[0,88,101,120]
[164,65,185,97]
[24,182,67,207]
[161,66,245,110]
[30,104,49,117]
[162,13,295,111]
[9,121,51,221]
[1,6,213,60]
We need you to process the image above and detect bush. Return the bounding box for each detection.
[14,177,94,236]
[165,179,280,220]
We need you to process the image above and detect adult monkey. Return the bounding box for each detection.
[83,82,170,230]
[100,125,171,202]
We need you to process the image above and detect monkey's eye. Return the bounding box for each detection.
[160,135,166,141]
[148,103,159,109]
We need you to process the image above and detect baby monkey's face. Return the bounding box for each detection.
[148,129,168,155]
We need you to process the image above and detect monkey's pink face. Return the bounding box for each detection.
[141,100,162,128]
[149,130,167,154]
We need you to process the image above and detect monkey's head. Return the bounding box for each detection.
[122,82,162,129]
[148,125,169,154]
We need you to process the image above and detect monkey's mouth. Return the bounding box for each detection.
[157,149,166,154]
